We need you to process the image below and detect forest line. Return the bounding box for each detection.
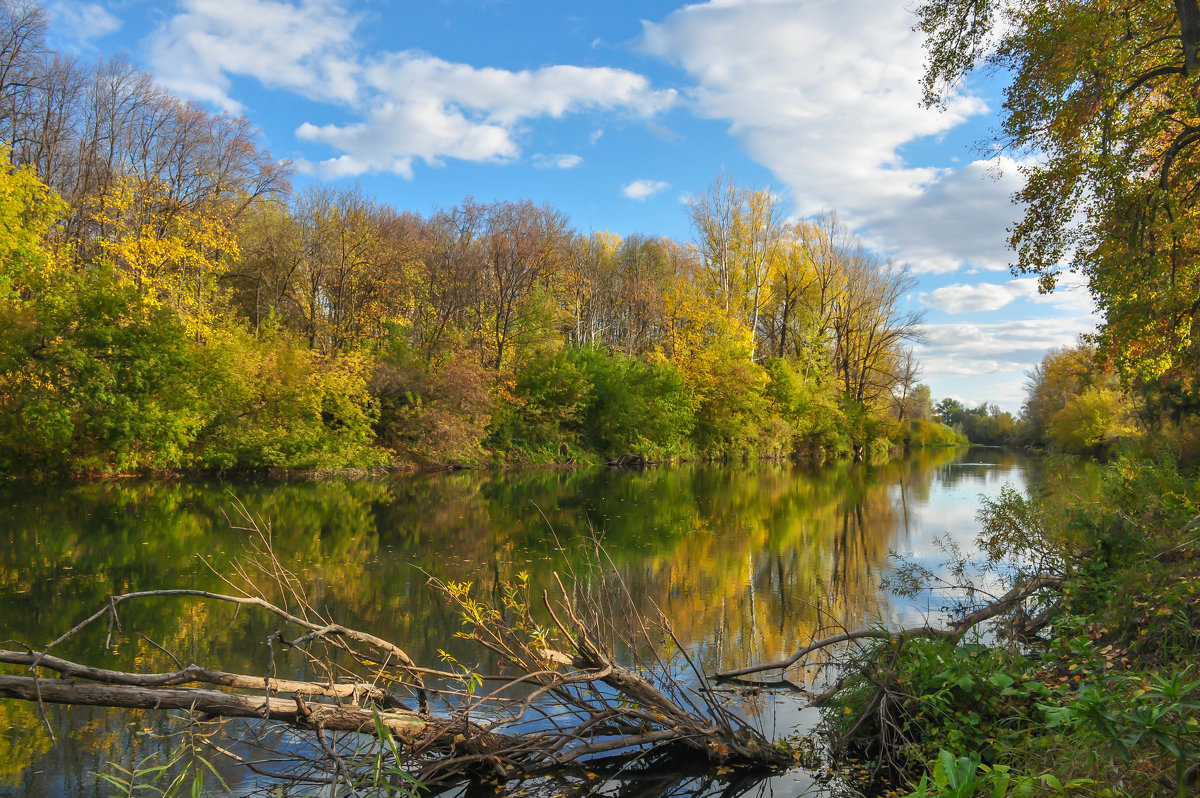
[0,2,961,477]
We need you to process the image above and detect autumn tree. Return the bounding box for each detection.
[827,243,922,405]
[890,348,923,421]
[1023,340,1135,451]
[287,186,404,351]
[0,0,47,155]
[766,215,856,377]
[0,6,286,255]
[559,232,674,357]
[560,230,619,347]
[687,175,785,358]
[918,0,1200,397]
[227,197,302,336]
[90,174,240,340]
[478,199,569,371]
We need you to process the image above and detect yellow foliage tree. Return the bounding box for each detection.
[91,174,239,339]
[0,156,67,300]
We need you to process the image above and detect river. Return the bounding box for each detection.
[0,447,1058,796]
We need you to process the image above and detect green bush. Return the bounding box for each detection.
[763,357,849,459]
[904,418,967,448]
[192,322,387,471]
[831,637,1059,776]
[486,347,592,462]
[1048,386,1137,455]
[685,340,771,459]
[571,346,694,461]
[0,266,215,475]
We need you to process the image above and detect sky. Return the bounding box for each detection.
[43,0,1099,412]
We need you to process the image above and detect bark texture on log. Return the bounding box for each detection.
[0,674,430,739]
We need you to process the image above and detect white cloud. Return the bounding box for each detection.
[920,271,1097,315]
[532,153,584,169]
[640,0,1012,274]
[47,2,121,47]
[146,0,675,176]
[147,0,359,112]
[296,102,519,178]
[623,179,670,200]
[915,314,1099,409]
[360,55,674,123]
[921,278,1038,314]
[917,316,1097,377]
[862,157,1025,275]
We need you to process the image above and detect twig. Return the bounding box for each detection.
[715,574,1064,679]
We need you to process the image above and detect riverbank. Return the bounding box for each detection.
[820,455,1200,797]
[0,437,969,484]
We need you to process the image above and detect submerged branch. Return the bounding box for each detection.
[1,548,789,791]
[714,574,1065,680]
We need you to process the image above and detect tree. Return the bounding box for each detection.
[90,173,240,340]
[891,348,923,421]
[479,199,569,371]
[411,200,485,362]
[686,175,785,359]
[1022,342,1097,441]
[828,247,922,405]
[1023,340,1135,451]
[0,0,47,155]
[917,0,1200,394]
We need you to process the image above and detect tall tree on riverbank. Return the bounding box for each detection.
[686,175,785,360]
[918,0,1200,403]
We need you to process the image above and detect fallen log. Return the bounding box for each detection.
[0,527,789,792]
[0,650,396,705]
[0,674,433,740]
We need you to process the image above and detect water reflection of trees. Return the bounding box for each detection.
[0,447,980,795]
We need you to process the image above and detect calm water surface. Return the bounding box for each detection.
[0,447,1056,796]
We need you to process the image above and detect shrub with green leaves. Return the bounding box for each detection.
[571,345,694,461]
[830,637,1062,780]
[0,266,217,475]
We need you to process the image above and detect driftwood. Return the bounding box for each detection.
[0,524,788,793]
[0,671,432,739]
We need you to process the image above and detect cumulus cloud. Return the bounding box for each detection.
[147,0,359,112]
[640,0,1012,274]
[920,271,1097,315]
[532,153,584,169]
[917,315,1097,385]
[48,2,121,47]
[296,103,519,178]
[359,55,674,123]
[862,158,1025,274]
[146,0,674,176]
[921,278,1038,314]
[623,179,670,200]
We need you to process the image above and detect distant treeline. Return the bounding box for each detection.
[0,2,962,477]
[932,338,1200,462]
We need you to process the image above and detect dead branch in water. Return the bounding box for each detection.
[714,574,1065,682]
[0,517,787,793]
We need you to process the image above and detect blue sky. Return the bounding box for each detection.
[44,0,1098,412]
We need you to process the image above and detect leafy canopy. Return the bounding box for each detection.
[918,0,1200,390]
